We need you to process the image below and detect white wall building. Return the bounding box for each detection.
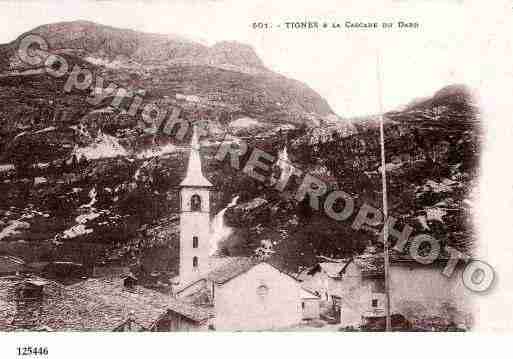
[301,251,473,329]
[173,126,303,331]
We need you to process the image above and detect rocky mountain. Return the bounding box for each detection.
[2,21,266,72]
[0,20,479,282]
[219,84,480,272]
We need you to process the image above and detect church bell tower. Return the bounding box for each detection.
[178,125,213,286]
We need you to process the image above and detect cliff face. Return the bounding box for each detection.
[0,21,479,278]
[3,21,267,73]
[219,85,480,272]
[0,21,336,274]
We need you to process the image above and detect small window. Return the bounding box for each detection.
[191,194,201,211]
[193,236,199,248]
[192,256,198,269]
[257,284,269,297]
[301,302,305,310]
[372,299,378,308]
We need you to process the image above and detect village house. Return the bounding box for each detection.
[301,246,473,330]
[356,251,472,330]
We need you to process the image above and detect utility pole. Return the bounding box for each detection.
[376,51,391,332]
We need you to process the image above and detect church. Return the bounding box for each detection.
[171,126,303,331]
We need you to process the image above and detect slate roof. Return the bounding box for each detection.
[0,275,64,331]
[0,256,26,274]
[305,259,353,279]
[0,275,214,331]
[354,247,473,278]
[206,257,261,284]
[300,287,321,300]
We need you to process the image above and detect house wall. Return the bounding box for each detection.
[302,271,345,303]
[337,262,374,327]
[303,272,330,301]
[340,263,473,328]
[389,264,473,327]
[302,299,320,320]
[213,263,302,330]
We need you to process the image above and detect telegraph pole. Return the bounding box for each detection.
[376,51,391,332]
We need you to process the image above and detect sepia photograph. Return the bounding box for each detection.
[1,0,513,357]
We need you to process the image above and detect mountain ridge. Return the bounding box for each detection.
[1,20,267,74]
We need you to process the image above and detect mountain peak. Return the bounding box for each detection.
[207,41,265,70]
[5,21,266,73]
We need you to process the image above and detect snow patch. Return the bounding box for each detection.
[135,143,177,159]
[34,126,56,134]
[62,225,93,239]
[60,187,101,240]
[229,117,262,128]
[80,188,97,209]
[0,220,30,240]
[34,177,47,185]
[0,164,14,172]
[72,132,128,160]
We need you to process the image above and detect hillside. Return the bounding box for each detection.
[1,21,265,72]
[218,84,480,271]
[0,20,480,282]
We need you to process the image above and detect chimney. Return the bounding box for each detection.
[123,274,138,290]
[13,279,45,329]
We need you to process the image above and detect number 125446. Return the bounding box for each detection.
[17,347,48,356]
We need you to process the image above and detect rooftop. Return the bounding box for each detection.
[206,257,260,284]
[0,256,26,274]
[0,275,214,331]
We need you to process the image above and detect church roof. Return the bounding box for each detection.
[206,257,300,285]
[206,257,260,284]
[179,126,213,187]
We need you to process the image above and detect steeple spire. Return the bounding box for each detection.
[180,125,213,187]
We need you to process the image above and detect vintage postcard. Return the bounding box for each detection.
[1,0,513,356]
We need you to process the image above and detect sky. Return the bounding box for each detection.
[0,0,511,117]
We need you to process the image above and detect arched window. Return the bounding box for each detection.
[193,236,199,248]
[192,256,198,269]
[257,284,269,297]
[191,194,201,212]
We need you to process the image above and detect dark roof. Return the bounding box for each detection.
[354,248,472,278]
[0,276,214,331]
[176,257,300,296]
[300,286,321,299]
[0,275,64,331]
[205,256,300,285]
[305,258,353,279]
[206,257,261,284]
[0,256,26,274]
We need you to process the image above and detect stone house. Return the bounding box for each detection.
[301,251,473,329]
